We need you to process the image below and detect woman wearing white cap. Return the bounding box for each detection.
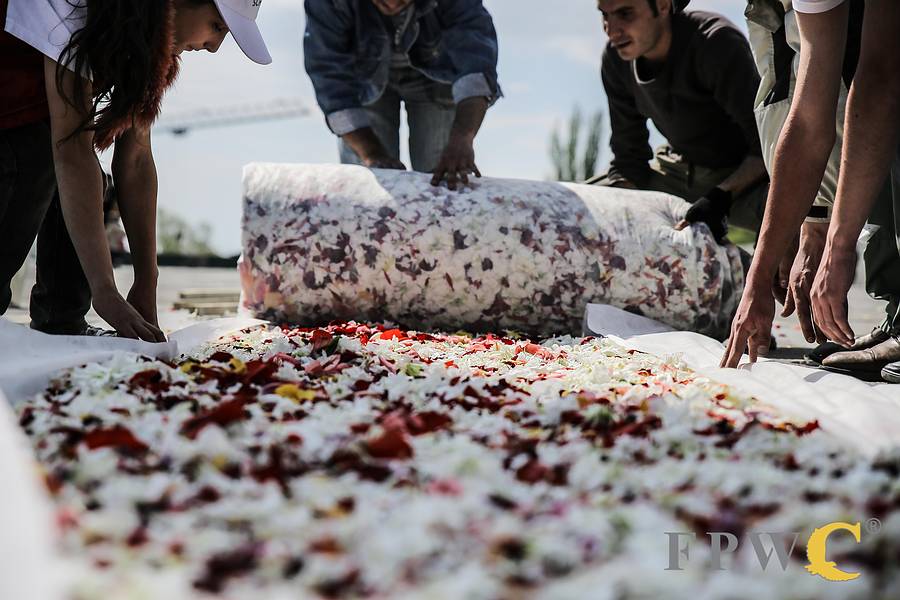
[0,0,270,341]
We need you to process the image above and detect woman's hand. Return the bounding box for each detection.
[127,277,160,330]
[93,287,166,342]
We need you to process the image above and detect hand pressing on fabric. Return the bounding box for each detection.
[609,179,638,190]
[431,97,489,191]
[342,127,406,171]
[364,155,407,170]
[781,221,829,344]
[431,133,481,191]
[93,287,167,343]
[127,277,161,331]
[675,187,732,244]
[720,274,775,368]
[810,239,857,347]
[771,231,800,306]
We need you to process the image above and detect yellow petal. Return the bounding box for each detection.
[275,384,316,403]
[179,361,199,374]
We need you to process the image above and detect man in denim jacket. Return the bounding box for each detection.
[304,0,501,190]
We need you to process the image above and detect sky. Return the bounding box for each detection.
[141,0,745,254]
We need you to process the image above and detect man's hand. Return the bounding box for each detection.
[432,97,489,190]
[93,288,166,343]
[675,187,732,244]
[364,155,406,170]
[127,278,160,330]
[781,221,829,343]
[431,134,480,191]
[772,232,800,306]
[609,179,638,190]
[810,240,857,347]
[341,128,406,170]
[720,277,776,368]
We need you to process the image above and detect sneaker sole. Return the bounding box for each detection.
[881,367,900,384]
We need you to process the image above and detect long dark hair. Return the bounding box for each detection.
[56,0,209,149]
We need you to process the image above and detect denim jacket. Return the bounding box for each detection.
[304,0,501,135]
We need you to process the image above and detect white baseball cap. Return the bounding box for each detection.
[213,0,272,65]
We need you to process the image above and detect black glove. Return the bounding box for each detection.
[683,187,732,244]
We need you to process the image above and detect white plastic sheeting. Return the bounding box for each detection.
[585,303,900,458]
[0,316,267,598]
[0,387,65,600]
[1,306,899,597]
[0,317,264,406]
[239,164,746,338]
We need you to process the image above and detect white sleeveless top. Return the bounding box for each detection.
[793,0,848,14]
[3,0,87,63]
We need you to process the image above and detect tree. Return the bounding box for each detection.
[156,207,216,255]
[549,106,605,183]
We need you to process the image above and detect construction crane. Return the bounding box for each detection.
[154,97,312,136]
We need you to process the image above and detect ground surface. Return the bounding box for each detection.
[4,258,888,363]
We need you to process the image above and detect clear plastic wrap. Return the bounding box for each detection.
[240,164,745,338]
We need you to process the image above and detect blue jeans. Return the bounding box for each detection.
[339,64,456,174]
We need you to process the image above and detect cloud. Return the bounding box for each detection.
[543,34,604,68]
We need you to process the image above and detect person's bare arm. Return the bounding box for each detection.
[811,0,900,346]
[340,128,405,169]
[44,57,164,342]
[112,127,161,328]
[431,97,489,190]
[721,4,848,367]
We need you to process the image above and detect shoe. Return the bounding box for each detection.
[882,362,900,384]
[821,336,900,380]
[805,327,890,365]
[32,323,117,337]
[81,325,118,337]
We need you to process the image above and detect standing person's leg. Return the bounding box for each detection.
[400,69,456,174]
[862,178,900,335]
[0,121,58,316]
[881,149,900,383]
[827,147,900,381]
[338,88,402,166]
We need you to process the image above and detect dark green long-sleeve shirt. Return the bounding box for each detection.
[602,10,762,186]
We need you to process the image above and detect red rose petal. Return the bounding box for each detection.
[83,426,149,453]
[365,428,413,459]
[181,398,249,439]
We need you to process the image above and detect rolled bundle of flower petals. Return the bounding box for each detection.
[240,164,745,338]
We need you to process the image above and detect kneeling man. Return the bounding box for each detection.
[590,0,767,243]
[304,0,501,190]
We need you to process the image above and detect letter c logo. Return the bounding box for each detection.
[805,521,861,582]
